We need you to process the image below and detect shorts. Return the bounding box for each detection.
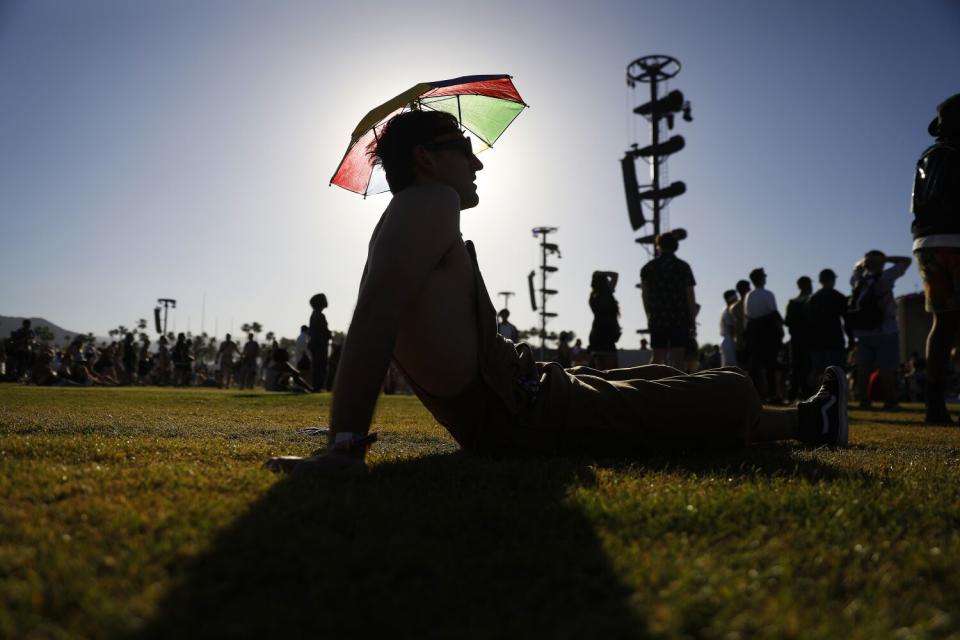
[649,324,689,349]
[915,246,960,313]
[856,332,899,371]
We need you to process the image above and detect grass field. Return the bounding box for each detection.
[1,384,959,639]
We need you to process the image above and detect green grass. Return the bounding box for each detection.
[1,384,959,639]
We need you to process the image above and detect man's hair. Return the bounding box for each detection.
[797,276,812,290]
[749,268,766,286]
[736,279,751,295]
[656,232,678,254]
[865,249,885,259]
[301,325,309,332]
[310,293,327,310]
[368,110,462,194]
[723,289,737,303]
[498,308,510,320]
[819,268,837,284]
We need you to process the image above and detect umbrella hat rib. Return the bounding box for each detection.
[350,83,432,139]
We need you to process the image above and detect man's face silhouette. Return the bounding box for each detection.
[419,133,484,209]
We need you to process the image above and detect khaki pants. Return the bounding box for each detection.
[481,363,762,456]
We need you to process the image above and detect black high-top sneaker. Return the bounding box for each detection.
[798,366,848,446]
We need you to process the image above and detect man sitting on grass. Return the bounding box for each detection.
[265,110,848,474]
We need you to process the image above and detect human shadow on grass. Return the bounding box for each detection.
[134,453,646,639]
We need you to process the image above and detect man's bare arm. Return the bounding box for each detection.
[328,185,462,450]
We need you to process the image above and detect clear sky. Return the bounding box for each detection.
[1,0,958,347]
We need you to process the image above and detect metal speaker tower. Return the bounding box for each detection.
[155,298,176,335]
[531,226,560,359]
[622,55,693,244]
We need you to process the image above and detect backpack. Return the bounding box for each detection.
[846,277,883,331]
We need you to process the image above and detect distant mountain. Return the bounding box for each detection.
[0,315,103,346]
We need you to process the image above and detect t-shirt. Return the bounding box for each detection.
[719,305,736,338]
[784,293,811,340]
[639,254,696,328]
[849,262,909,336]
[806,288,847,350]
[497,321,519,342]
[309,310,331,346]
[745,288,778,320]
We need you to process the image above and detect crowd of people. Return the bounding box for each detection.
[0,293,340,393]
[4,95,959,427]
[492,237,941,415]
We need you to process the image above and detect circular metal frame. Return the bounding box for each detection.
[626,55,681,83]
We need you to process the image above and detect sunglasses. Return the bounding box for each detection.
[423,136,475,157]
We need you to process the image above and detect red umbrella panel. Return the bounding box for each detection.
[330,74,528,196]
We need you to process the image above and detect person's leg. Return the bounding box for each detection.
[856,337,878,408]
[315,348,329,391]
[764,344,779,402]
[753,405,799,441]
[566,363,684,381]
[876,333,902,409]
[914,247,960,422]
[748,344,765,396]
[926,310,960,421]
[530,364,764,452]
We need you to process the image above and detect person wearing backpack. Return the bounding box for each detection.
[849,250,911,410]
[912,93,960,425]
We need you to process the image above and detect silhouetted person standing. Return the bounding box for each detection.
[497,308,519,342]
[239,333,259,389]
[744,268,783,403]
[719,289,738,367]
[588,270,621,369]
[8,319,36,380]
[807,269,848,381]
[850,251,910,410]
[121,333,138,385]
[171,333,192,387]
[784,276,813,401]
[309,293,332,392]
[731,280,751,367]
[217,333,240,388]
[912,93,960,424]
[640,232,697,369]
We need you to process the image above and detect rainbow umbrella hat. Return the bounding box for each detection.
[330,74,528,196]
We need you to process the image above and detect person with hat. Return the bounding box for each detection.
[911,93,960,424]
[743,267,784,402]
[264,109,850,476]
[807,268,848,383]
